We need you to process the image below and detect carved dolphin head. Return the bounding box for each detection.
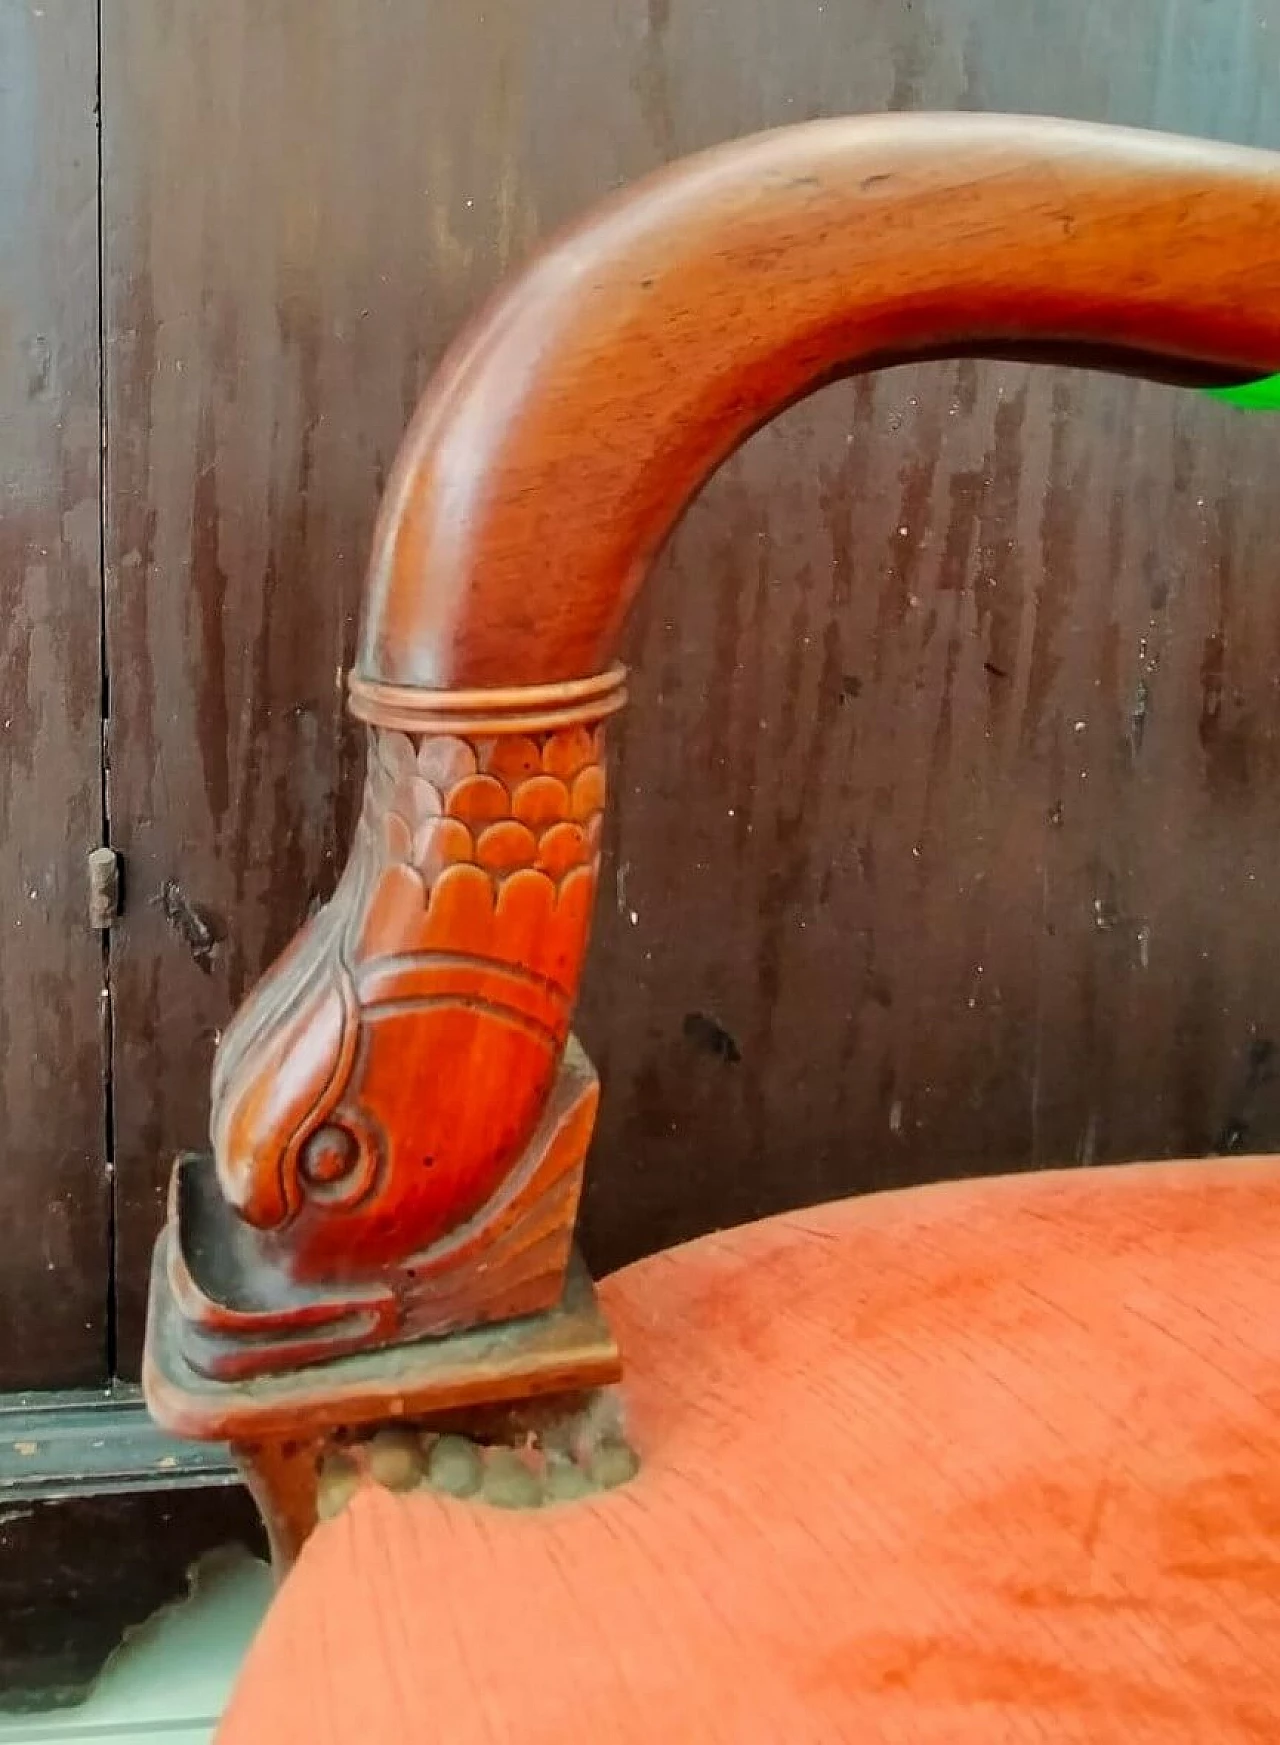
[210,893,372,1230]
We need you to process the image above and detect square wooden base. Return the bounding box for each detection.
[144,1235,621,1568]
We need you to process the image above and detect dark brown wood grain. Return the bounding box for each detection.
[109,0,1280,1374]
[0,0,109,1388]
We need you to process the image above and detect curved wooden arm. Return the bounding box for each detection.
[359,113,1280,691]
[184,116,1280,1378]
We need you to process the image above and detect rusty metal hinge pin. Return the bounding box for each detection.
[87,846,121,930]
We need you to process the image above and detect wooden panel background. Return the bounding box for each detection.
[103,0,1280,1370]
[0,2,108,1389]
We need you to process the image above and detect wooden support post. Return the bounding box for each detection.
[144,114,1280,1561]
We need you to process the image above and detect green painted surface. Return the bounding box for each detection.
[1202,374,1280,409]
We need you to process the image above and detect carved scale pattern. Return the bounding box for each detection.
[209,716,610,1279]
[362,722,605,950]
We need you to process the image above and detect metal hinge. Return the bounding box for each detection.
[87,846,121,930]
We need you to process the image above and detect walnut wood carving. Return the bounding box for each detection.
[147,115,1280,1399]
[169,686,623,1378]
[211,708,617,1259]
[361,113,1280,689]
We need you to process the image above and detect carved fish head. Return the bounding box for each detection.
[206,718,608,1272]
[208,884,566,1270]
[210,901,372,1230]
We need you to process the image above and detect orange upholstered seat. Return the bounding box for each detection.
[219,1156,1280,1742]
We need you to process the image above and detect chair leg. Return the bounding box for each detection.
[148,1239,622,1570]
[233,1439,322,1577]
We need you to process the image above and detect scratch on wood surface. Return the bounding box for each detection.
[160,879,222,975]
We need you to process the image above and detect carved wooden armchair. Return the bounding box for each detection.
[143,115,1280,1739]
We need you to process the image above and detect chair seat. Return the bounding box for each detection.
[219,1156,1280,1743]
